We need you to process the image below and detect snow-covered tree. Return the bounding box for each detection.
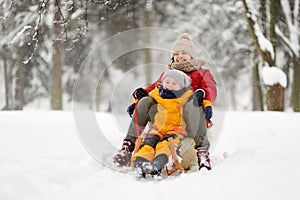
[0,0,90,110]
[2,0,298,112]
[243,0,287,111]
[276,0,300,112]
[1,0,40,110]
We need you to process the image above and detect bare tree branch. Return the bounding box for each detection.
[0,0,15,21]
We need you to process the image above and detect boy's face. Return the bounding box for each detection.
[162,76,183,91]
[173,51,192,62]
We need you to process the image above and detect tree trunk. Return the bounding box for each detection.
[291,57,300,112]
[243,0,285,111]
[1,14,11,110]
[2,45,10,110]
[14,46,25,110]
[51,0,63,110]
[242,0,275,67]
[144,1,152,83]
[229,80,237,110]
[259,0,267,35]
[269,0,277,63]
[266,84,284,111]
[252,60,264,111]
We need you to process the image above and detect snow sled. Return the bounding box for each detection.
[114,131,212,179]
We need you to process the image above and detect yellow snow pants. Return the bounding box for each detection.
[131,134,182,164]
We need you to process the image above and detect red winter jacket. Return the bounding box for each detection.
[145,68,217,103]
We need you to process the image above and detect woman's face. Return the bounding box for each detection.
[173,51,192,62]
[162,76,183,91]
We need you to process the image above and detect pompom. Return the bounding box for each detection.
[179,33,191,41]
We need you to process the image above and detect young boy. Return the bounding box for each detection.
[132,69,193,177]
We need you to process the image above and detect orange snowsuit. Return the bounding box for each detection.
[132,86,193,163]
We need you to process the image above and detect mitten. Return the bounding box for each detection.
[127,103,135,117]
[204,106,212,120]
[193,89,205,106]
[132,88,148,99]
[196,147,211,170]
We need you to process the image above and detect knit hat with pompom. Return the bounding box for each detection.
[171,33,196,59]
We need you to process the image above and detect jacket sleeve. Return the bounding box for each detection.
[201,69,217,102]
[190,69,217,102]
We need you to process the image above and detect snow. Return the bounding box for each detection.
[253,23,275,60]
[277,0,300,57]
[0,13,37,46]
[8,25,32,45]
[71,9,84,20]
[0,111,299,200]
[261,66,287,88]
[246,0,275,60]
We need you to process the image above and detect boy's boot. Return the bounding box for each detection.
[134,157,150,178]
[149,154,169,178]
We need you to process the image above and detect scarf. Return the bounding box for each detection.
[168,59,208,73]
[159,85,187,99]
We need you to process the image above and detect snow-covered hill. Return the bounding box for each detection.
[0,111,299,200]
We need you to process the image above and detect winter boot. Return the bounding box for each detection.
[150,154,168,178]
[179,137,198,170]
[142,162,160,176]
[113,140,134,167]
[134,157,150,178]
[138,162,162,179]
[152,154,168,171]
[196,147,211,170]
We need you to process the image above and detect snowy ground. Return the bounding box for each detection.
[0,111,299,200]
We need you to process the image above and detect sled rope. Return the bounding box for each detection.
[168,137,184,172]
[130,134,145,167]
[133,102,141,138]
[130,102,144,167]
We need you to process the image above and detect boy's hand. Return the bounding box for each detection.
[132,88,148,99]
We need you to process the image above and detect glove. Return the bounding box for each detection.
[113,141,135,167]
[196,147,211,170]
[193,89,205,106]
[127,103,135,117]
[204,106,212,120]
[132,88,148,99]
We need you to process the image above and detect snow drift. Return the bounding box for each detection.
[0,111,299,200]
